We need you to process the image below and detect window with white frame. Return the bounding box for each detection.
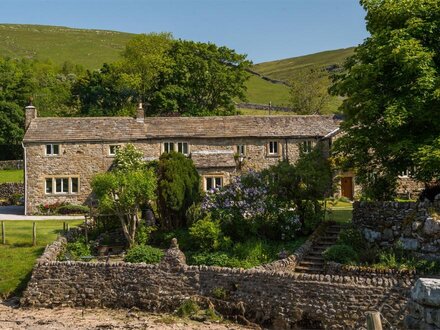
[399,168,412,178]
[177,142,189,155]
[45,177,79,194]
[109,145,121,156]
[45,144,60,156]
[236,144,246,155]
[268,141,279,155]
[205,176,223,191]
[301,140,313,153]
[163,142,189,155]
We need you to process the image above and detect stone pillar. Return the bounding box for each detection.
[136,102,144,122]
[160,238,186,270]
[25,104,37,130]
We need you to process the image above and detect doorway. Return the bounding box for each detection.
[341,176,354,200]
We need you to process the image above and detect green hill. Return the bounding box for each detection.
[253,47,355,82]
[0,24,353,110]
[0,24,133,69]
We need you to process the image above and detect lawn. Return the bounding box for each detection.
[0,220,82,298]
[0,169,24,183]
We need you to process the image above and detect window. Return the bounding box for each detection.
[205,177,223,191]
[302,141,313,153]
[268,141,279,155]
[236,144,246,155]
[163,142,189,155]
[399,168,412,178]
[45,177,79,195]
[177,142,189,155]
[109,145,120,156]
[163,142,175,153]
[46,144,60,156]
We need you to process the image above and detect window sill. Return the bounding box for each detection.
[45,193,79,196]
[266,154,280,158]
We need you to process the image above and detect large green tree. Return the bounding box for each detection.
[330,0,440,199]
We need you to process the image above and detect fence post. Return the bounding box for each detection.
[32,222,36,246]
[366,312,383,330]
[66,223,70,232]
[84,216,88,244]
[1,221,5,245]
[63,222,66,233]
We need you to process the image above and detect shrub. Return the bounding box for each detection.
[176,299,200,318]
[57,204,89,215]
[212,287,228,300]
[337,226,366,252]
[189,216,222,251]
[189,251,249,268]
[323,244,359,264]
[8,193,23,205]
[124,244,164,263]
[135,223,156,245]
[65,241,91,260]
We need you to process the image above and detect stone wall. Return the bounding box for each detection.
[405,278,440,329]
[353,200,440,258]
[0,183,24,200]
[236,102,292,112]
[22,237,413,329]
[0,159,23,170]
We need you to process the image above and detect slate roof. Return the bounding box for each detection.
[190,151,236,168]
[23,115,341,143]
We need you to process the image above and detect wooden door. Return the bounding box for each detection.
[341,177,354,200]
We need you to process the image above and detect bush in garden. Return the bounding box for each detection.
[124,244,164,263]
[189,216,223,251]
[157,152,201,229]
[57,204,89,215]
[323,244,359,264]
[135,223,157,246]
[65,240,91,260]
[337,226,366,252]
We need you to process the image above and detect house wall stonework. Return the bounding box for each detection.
[24,137,329,214]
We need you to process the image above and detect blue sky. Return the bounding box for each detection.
[0,0,368,63]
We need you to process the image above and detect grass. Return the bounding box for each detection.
[0,220,82,298]
[243,75,291,106]
[0,169,23,183]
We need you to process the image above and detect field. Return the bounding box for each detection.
[0,169,23,183]
[0,220,82,297]
[243,75,291,106]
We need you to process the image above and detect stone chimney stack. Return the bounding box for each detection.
[25,100,37,130]
[136,102,144,122]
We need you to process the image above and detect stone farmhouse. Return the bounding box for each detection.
[22,104,344,215]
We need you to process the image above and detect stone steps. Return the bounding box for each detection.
[295,224,344,274]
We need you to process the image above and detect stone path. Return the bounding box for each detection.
[295,223,343,273]
[0,302,252,330]
[0,206,84,221]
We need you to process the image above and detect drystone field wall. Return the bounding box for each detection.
[0,183,24,200]
[353,200,440,259]
[0,159,23,170]
[405,277,440,329]
[22,237,414,329]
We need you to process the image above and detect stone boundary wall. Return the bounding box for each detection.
[236,102,292,112]
[405,278,440,329]
[22,237,414,329]
[0,183,24,200]
[353,200,440,258]
[0,160,23,170]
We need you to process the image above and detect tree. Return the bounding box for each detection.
[330,0,440,199]
[289,66,332,114]
[91,144,156,247]
[157,152,200,229]
[0,102,24,145]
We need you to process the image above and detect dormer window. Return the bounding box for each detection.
[163,142,189,155]
[46,144,59,156]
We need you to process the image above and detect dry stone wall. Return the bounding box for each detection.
[0,159,23,170]
[0,183,24,200]
[22,237,413,329]
[353,200,440,258]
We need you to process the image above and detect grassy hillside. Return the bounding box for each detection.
[0,24,133,69]
[253,47,355,82]
[0,24,351,109]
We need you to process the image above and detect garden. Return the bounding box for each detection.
[62,143,334,268]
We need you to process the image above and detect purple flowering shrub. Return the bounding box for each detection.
[202,171,301,241]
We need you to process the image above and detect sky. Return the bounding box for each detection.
[0,0,369,63]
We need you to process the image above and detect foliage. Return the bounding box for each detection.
[135,223,156,246]
[289,66,332,114]
[56,204,89,215]
[62,239,91,261]
[337,226,366,252]
[157,152,200,229]
[188,216,223,251]
[211,287,228,300]
[113,143,145,172]
[323,244,359,264]
[92,159,156,247]
[175,299,200,318]
[123,244,164,264]
[330,0,440,197]
[0,102,23,145]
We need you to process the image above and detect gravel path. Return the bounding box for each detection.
[0,303,252,330]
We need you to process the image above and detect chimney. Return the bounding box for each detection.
[136,102,144,122]
[25,100,37,130]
